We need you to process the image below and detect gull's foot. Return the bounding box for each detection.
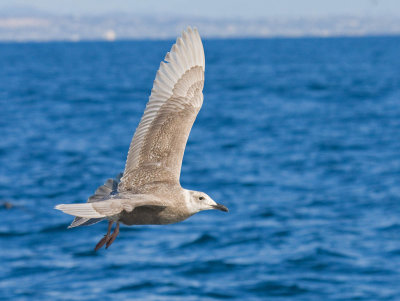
[94,234,110,251]
[94,221,113,251]
[106,223,120,249]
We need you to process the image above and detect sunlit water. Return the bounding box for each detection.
[1,36,400,300]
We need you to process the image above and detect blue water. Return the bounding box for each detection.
[1,36,400,300]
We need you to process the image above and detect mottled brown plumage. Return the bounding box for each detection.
[55,27,228,251]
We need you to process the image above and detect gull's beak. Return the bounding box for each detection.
[212,203,229,212]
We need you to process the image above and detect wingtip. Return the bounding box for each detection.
[180,26,200,38]
[186,26,200,39]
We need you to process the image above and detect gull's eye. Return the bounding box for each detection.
[199,196,205,200]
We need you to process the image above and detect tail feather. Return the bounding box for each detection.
[55,203,106,218]
[69,173,123,228]
[67,217,104,228]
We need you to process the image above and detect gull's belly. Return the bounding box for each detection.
[119,205,190,225]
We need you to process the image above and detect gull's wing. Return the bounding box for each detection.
[55,195,166,218]
[119,27,205,191]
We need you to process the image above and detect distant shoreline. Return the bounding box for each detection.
[1,13,400,42]
[1,34,399,44]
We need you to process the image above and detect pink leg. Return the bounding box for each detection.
[94,221,113,251]
[106,222,120,249]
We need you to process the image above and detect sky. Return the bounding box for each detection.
[2,0,400,18]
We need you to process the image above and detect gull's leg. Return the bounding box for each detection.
[106,222,120,249]
[94,221,113,251]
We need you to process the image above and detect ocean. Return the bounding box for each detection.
[0,36,400,300]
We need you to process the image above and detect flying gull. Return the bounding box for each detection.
[55,27,228,251]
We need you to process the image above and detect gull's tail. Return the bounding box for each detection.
[57,173,122,228]
[55,203,106,218]
[55,198,126,220]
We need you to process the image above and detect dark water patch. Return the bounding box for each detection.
[245,280,309,296]
[258,208,276,218]
[271,230,291,238]
[73,250,100,258]
[113,280,162,292]
[219,234,263,248]
[104,260,182,271]
[377,223,400,232]
[287,247,355,272]
[356,265,397,276]
[387,249,400,256]
[179,233,217,248]
[305,198,336,207]
[202,291,235,299]
[299,275,345,285]
[180,259,239,276]
[103,263,134,271]
[315,247,354,259]
[9,265,65,278]
[221,142,239,150]
[40,223,71,233]
[240,181,261,187]
[307,81,328,91]
[0,231,30,237]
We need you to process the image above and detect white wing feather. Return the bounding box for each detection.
[122,27,205,179]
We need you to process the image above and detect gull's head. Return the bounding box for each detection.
[186,190,229,214]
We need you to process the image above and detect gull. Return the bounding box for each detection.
[55,27,228,251]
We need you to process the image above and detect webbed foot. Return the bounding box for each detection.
[106,222,120,249]
[94,221,113,251]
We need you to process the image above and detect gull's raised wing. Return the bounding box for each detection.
[119,27,205,191]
